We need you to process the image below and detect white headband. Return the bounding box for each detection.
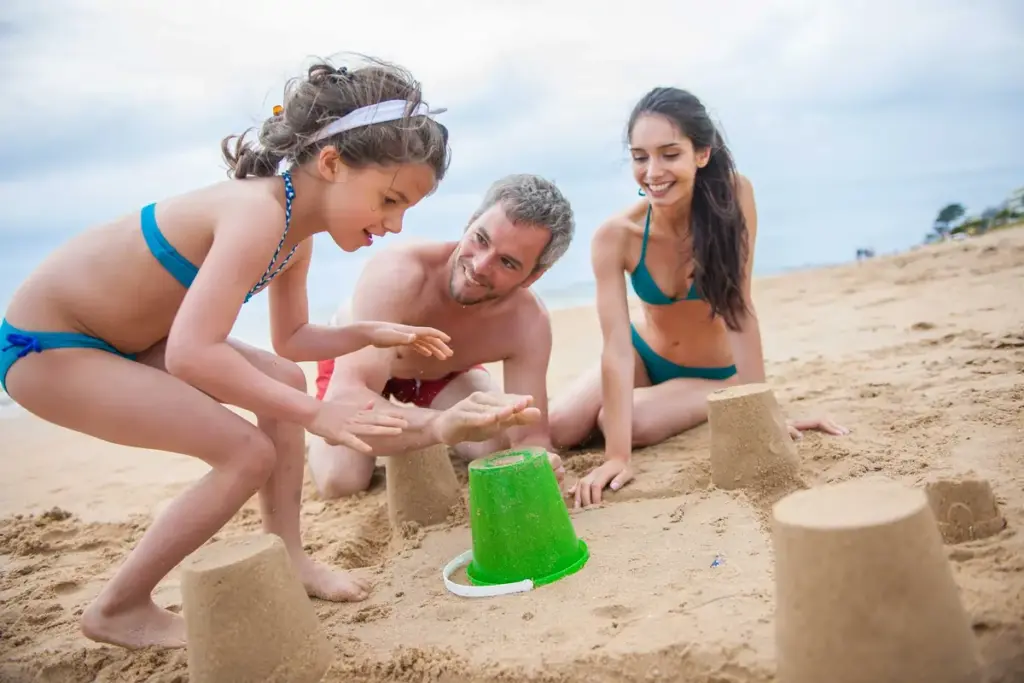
[308,100,446,144]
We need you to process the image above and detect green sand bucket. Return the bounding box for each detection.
[442,448,589,598]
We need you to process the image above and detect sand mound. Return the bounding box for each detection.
[925,476,1008,545]
[708,383,806,511]
[181,532,333,682]
[386,444,462,528]
[773,477,982,683]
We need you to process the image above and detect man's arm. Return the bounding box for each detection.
[725,173,767,384]
[500,297,554,451]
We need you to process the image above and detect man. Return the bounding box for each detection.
[308,174,575,498]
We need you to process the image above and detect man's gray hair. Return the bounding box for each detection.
[467,174,575,271]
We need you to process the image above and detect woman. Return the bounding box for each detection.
[549,87,847,508]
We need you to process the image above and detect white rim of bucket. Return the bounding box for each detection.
[442,549,534,598]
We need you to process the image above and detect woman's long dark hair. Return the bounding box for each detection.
[627,87,749,331]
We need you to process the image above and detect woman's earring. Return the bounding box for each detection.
[638,187,646,197]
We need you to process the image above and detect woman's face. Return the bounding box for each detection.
[629,113,709,206]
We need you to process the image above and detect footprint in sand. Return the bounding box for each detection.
[50,580,82,597]
[434,603,469,622]
[592,604,633,620]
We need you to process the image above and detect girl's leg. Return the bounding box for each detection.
[226,340,369,601]
[4,347,278,650]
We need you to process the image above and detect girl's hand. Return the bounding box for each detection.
[568,458,634,509]
[305,400,408,453]
[786,416,850,441]
[363,322,454,360]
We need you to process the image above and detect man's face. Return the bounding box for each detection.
[448,203,551,305]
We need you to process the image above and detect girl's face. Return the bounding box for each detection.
[319,159,437,252]
[629,113,709,206]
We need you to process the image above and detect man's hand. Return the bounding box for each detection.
[363,321,454,360]
[433,392,541,445]
[786,416,850,441]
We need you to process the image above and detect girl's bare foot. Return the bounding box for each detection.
[294,555,371,602]
[81,597,185,650]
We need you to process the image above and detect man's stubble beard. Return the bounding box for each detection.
[447,258,503,306]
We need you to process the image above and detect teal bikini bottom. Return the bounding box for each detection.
[0,319,136,393]
[0,204,194,395]
[630,324,737,385]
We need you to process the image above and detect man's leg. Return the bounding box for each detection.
[306,303,383,500]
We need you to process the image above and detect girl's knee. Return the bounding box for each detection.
[269,357,307,393]
[223,429,278,485]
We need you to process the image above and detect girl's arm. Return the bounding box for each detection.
[267,241,449,363]
[266,240,372,362]
[592,219,636,462]
[164,201,321,426]
[725,174,767,384]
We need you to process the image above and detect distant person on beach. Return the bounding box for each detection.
[549,87,848,508]
[308,174,574,498]
[0,56,530,651]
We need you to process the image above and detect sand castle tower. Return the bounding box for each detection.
[707,383,804,499]
[180,533,334,683]
[771,477,983,683]
[925,476,1007,544]
[386,443,461,528]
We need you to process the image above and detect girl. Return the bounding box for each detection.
[549,87,848,508]
[1,57,462,650]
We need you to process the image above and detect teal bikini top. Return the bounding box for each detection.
[629,205,701,305]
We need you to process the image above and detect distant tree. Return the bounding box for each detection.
[933,203,966,237]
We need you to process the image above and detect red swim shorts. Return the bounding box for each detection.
[315,358,487,408]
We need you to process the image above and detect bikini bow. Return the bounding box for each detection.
[3,333,43,358]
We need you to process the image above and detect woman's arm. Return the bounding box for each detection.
[164,200,321,426]
[727,176,850,438]
[592,219,636,462]
[569,219,637,507]
[726,174,767,384]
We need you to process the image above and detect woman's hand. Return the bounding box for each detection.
[362,322,453,359]
[305,399,408,453]
[786,416,850,440]
[568,458,634,509]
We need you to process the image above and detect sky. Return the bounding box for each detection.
[1,0,1022,346]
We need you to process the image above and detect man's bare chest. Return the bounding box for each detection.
[390,309,513,378]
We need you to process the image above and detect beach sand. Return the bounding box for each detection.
[2,228,1023,682]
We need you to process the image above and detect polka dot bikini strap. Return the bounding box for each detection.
[245,171,300,303]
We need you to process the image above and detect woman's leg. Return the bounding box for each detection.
[226,340,369,601]
[597,374,740,447]
[549,342,655,451]
[548,362,604,450]
[4,347,279,650]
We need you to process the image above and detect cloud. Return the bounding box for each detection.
[1,0,1021,298]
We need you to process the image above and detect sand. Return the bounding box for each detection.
[1,227,1023,682]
